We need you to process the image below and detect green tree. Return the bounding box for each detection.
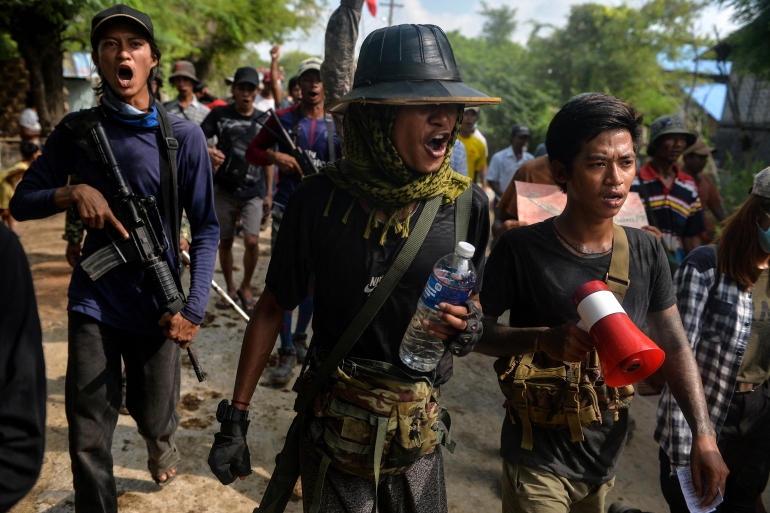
[0,0,102,133]
[0,0,322,132]
[527,0,706,121]
[448,4,556,155]
[478,2,518,44]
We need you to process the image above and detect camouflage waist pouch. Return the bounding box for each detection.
[308,358,453,478]
[494,351,634,450]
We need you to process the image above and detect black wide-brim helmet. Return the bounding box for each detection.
[326,24,500,114]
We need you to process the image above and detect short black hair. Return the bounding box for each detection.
[90,18,161,99]
[24,90,34,108]
[288,75,299,91]
[20,140,39,159]
[546,93,642,193]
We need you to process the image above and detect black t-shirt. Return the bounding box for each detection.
[266,175,490,386]
[480,217,676,484]
[200,104,265,199]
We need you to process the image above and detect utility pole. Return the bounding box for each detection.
[379,0,403,26]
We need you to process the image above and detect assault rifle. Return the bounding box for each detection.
[255,109,319,177]
[79,121,206,382]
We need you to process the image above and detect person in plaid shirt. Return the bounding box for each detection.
[656,167,770,512]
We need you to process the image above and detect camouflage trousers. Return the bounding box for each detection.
[299,425,447,513]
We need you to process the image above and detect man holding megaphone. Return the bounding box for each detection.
[476,93,728,513]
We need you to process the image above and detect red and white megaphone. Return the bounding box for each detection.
[572,280,665,387]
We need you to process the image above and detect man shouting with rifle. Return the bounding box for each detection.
[10,4,219,511]
[246,56,341,386]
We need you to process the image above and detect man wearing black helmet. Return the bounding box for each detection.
[209,23,497,513]
[10,4,219,511]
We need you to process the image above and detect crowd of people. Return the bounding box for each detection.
[0,2,769,513]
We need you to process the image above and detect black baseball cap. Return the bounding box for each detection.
[90,4,154,49]
[511,123,531,138]
[232,67,260,88]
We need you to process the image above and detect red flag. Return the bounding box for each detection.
[366,0,377,16]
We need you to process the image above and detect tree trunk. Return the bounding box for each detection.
[9,13,67,136]
[192,57,212,84]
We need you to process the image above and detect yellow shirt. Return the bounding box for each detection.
[457,134,487,182]
[0,161,29,209]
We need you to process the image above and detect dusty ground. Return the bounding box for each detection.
[9,213,770,513]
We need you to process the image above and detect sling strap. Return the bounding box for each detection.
[256,188,473,513]
[156,105,182,274]
[607,224,630,303]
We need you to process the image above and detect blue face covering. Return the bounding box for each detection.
[757,222,770,253]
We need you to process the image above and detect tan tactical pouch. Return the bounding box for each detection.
[494,224,635,450]
[494,353,634,449]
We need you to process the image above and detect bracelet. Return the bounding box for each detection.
[232,400,250,408]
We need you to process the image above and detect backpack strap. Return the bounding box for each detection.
[606,224,630,304]
[156,104,182,274]
[454,186,473,246]
[256,194,444,513]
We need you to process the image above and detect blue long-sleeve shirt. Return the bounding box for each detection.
[10,110,219,335]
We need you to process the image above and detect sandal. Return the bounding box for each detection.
[148,445,180,488]
[236,290,258,315]
[215,293,238,310]
[152,467,177,488]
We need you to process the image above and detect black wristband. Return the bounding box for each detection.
[216,399,249,423]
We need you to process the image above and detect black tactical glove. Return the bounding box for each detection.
[444,298,483,357]
[208,400,252,485]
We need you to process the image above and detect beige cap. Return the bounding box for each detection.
[683,138,716,157]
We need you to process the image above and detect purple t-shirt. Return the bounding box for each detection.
[10,110,219,335]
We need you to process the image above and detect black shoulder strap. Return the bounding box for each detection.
[324,113,336,163]
[156,104,181,273]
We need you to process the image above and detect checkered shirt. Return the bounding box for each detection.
[654,245,752,469]
[163,96,210,126]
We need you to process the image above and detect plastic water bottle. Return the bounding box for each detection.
[399,242,477,372]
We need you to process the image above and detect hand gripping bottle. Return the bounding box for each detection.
[399,242,477,372]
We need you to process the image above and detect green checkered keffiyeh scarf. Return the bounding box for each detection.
[320,103,470,244]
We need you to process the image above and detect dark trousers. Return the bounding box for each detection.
[66,312,181,513]
[660,382,770,513]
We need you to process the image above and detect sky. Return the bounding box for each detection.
[255,0,742,67]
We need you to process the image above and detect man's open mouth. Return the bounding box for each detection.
[117,66,134,88]
[603,192,624,204]
[426,134,449,156]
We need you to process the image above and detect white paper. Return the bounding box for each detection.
[676,467,724,513]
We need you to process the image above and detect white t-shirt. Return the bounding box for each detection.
[19,108,41,132]
[253,96,275,112]
[487,146,535,199]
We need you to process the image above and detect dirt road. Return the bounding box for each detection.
[9,213,768,512]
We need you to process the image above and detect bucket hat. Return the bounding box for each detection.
[326,24,500,114]
[751,167,770,199]
[169,61,200,84]
[646,114,696,156]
